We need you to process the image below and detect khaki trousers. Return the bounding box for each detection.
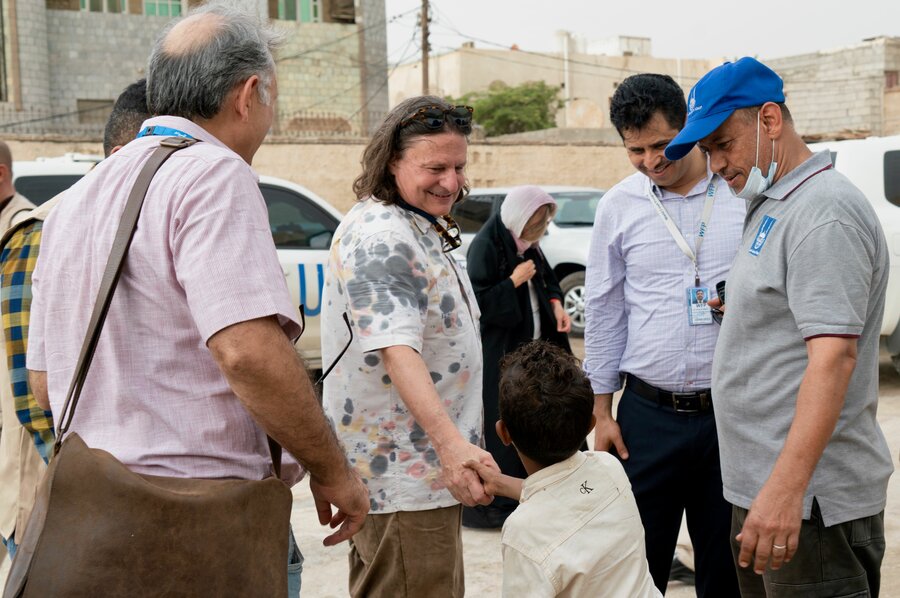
[349,504,464,598]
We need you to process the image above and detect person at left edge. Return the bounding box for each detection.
[25,4,369,589]
[0,139,35,563]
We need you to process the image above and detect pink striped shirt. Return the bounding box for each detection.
[27,116,302,481]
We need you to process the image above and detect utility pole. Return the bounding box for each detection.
[421,0,429,95]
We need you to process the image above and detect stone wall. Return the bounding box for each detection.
[47,11,166,117]
[274,20,366,134]
[358,0,387,135]
[768,39,894,138]
[8,137,634,214]
[886,89,900,136]
[0,2,388,137]
[14,0,51,107]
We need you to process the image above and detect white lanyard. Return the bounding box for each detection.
[645,178,718,287]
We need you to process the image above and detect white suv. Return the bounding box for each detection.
[451,186,604,336]
[808,135,900,370]
[12,155,341,370]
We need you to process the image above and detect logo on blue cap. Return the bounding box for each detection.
[688,91,702,117]
[665,57,785,161]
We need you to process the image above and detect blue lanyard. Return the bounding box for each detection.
[395,197,439,225]
[136,126,195,140]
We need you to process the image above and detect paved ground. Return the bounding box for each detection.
[3,341,898,596]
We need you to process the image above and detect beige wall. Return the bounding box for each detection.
[7,137,633,214]
[886,88,900,136]
[390,47,717,130]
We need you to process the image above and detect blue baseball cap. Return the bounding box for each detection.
[665,57,785,161]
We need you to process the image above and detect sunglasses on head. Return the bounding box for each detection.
[399,105,474,130]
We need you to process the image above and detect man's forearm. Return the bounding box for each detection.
[28,370,49,411]
[593,393,614,419]
[381,345,462,450]
[765,337,857,494]
[208,317,352,486]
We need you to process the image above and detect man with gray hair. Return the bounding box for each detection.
[26,4,368,592]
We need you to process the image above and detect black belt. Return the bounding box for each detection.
[625,375,713,413]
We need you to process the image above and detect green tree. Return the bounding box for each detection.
[451,81,562,137]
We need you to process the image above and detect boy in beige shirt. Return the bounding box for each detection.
[469,341,660,597]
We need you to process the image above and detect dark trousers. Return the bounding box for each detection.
[616,386,739,597]
[731,501,885,597]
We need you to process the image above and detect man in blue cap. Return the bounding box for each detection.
[666,57,892,596]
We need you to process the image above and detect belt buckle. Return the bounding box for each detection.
[671,392,701,413]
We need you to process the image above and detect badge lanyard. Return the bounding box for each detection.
[645,178,717,287]
[136,126,195,140]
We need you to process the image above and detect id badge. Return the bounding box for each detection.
[686,286,712,325]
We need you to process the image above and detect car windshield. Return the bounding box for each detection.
[551,191,603,226]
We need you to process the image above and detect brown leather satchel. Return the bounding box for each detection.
[3,138,293,598]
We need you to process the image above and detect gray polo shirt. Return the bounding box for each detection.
[712,151,894,526]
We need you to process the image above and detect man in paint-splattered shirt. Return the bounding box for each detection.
[322,96,490,598]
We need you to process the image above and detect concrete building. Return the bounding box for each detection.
[391,34,900,142]
[768,36,900,139]
[389,34,718,133]
[0,0,387,138]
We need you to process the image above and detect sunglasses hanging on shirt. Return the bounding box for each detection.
[394,198,462,253]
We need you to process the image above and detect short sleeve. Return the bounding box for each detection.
[170,158,301,342]
[337,230,429,354]
[501,545,557,597]
[21,226,47,373]
[787,221,872,338]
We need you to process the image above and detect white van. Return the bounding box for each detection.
[809,135,900,369]
[12,155,341,370]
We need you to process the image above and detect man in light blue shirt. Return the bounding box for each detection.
[584,73,744,597]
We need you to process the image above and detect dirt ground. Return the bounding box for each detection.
[284,341,900,597]
[2,342,898,596]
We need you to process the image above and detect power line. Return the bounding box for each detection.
[432,21,650,77]
[333,22,423,131]
[429,43,640,83]
[0,101,113,130]
[285,24,420,118]
[277,6,419,64]
[429,19,884,85]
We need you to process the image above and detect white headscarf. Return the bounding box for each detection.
[500,185,557,255]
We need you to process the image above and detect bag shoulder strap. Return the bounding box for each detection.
[54,138,196,449]
[52,137,283,477]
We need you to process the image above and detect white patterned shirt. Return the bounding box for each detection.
[321,200,483,513]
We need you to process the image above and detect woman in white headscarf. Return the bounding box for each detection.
[463,185,572,528]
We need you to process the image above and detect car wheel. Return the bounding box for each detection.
[560,271,586,337]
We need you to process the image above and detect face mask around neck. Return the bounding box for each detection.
[735,112,777,201]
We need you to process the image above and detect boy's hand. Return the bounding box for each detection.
[436,439,495,506]
[465,459,524,501]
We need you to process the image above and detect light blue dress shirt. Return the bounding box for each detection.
[583,169,745,394]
